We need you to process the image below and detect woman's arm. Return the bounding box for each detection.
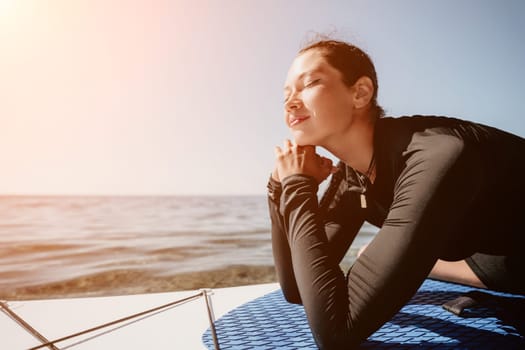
[268,171,364,304]
[281,135,482,349]
[268,175,302,303]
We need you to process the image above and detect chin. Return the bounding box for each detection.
[292,132,318,147]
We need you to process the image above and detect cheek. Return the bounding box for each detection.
[307,92,336,120]
[301,89,324,114]
[317,91,352,119]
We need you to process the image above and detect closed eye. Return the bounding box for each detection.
[283,79,321,103]
[305,79,320,88]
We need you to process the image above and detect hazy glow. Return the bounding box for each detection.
[0,0,17,13]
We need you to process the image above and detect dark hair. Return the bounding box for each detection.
[299,40,385,120]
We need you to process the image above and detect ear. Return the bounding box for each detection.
[352,76,374,110]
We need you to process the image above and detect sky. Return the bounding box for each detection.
[1,0,524,195]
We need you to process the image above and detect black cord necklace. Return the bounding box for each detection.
[349,152,376,209]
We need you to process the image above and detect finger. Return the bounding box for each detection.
[283,139,292,153]
[316,154,323,165]
[291,140,299,153]
[287,139,295,153]
[302,145,316,154]
[290,140,305,156]
[274,146,283,156]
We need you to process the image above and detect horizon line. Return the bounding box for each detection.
[0,192,268,198]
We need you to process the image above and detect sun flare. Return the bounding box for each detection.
[0,0,21,24]
[0,0,17,12]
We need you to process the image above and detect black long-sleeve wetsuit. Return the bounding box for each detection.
[267,115,525,349]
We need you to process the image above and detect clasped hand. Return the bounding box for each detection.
[273,140,337,184]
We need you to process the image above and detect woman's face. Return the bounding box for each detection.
[283,49,356,146]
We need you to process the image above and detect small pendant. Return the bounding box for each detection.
[360,193,367,209]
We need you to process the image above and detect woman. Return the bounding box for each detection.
[267,39,525,349]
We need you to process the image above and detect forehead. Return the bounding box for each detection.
[284,50,335,89]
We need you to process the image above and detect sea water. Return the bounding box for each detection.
[0,196,376,296]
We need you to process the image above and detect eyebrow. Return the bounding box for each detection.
[283,68,324,92]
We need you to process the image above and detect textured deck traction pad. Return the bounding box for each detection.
[203,279,525,349]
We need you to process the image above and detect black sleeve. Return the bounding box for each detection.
[267,174,364,305]
[267,175,302,303]
[280,134,483,349]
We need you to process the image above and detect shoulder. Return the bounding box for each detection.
[374,116,464,161]
[377,114,483,133]
[376,115,491,153]
[375,115,485,178]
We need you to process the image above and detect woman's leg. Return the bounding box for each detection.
[358,244,487,289]
[429,259,487,288]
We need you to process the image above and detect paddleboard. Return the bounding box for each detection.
[2,283,280,349]
[202,279,525,349]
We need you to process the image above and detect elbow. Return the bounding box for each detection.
[284,294,302,305]
[309,318,363,350]
[274,268,303,304]
[312,330,362,350]
[280,284,303,305]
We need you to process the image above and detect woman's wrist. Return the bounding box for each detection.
[271,168,280,183]
[267,174,282,203]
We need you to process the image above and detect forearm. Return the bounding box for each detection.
[269,173,363,306]
[280,174,358,348]
[267,176,302,303]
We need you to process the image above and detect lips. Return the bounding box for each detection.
[290,115,310,127]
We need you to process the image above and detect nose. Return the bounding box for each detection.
[284,94,302,112]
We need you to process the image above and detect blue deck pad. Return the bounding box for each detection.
[203,279,525,349]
